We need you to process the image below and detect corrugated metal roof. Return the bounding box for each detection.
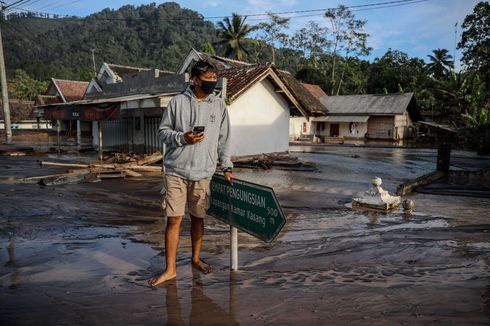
[320,93,414,115]
[36,92,177,108]
[313,115,369,123]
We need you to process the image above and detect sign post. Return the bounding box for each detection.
[207,175,286,270]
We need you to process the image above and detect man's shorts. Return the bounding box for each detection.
[162,175,211,218]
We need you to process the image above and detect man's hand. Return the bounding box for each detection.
[224,171,235,185]
[184,131,204,144]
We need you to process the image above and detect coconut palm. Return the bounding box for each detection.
[426,48,454,79]
[215,13,257,61]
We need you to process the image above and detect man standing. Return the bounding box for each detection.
[148,60,234,287]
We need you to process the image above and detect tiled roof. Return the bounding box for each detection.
[52,79,89,102]
[218,65,271,101]
[277,71,328,116]
[217,64,328,117]
[36,95,60,106]
[301,83,327,99]
[0,100,36,121]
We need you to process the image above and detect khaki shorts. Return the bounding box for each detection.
[161,175,211,218]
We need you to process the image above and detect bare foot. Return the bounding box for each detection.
[192,259,213,274]
[148,271,176,287]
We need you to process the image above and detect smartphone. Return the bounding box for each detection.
[193,126,205,134]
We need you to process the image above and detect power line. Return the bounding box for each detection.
[6,0,36,10]
[1,0,25,10]
[35,0,79,11]
[6,0,429,22]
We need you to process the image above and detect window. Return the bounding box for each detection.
[302,122,307,133]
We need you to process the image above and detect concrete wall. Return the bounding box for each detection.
[310,121,368,139]
[289,117,310,139]
[229,79,290,156]
[338,122,367,138]
[394,111,412,139]
[1,120,53,130]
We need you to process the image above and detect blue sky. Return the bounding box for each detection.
[11,0,481,69]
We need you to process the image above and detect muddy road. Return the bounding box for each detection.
[1,147,489,325]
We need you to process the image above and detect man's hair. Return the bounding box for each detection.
[191,60,217,78]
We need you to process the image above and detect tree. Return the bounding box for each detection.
[426,48,454,79]
[367,49,426,94]
[257,13,290,64]
[8,69,48,101]
[289,21,329,68]
[324,5,371,94]
[458,1,490,84]
[215,13,257,61]
[202,42,216,55]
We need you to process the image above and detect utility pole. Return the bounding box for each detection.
[90,48,97,77]
[452,22,458,72]
[0,6,11,144]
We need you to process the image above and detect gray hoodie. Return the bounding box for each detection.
[158,86,233,180]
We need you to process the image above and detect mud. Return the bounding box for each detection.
[1,145,490,325]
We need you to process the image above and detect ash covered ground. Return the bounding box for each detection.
[1,145,489,325]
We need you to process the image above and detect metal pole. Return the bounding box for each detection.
[0,23,12,144]
[230,226,238,271]
[76,120,81,147]
[56,120,61,154]
[98,120,103,161]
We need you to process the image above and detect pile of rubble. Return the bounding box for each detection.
[233,153,316,171]
[19,152,162,186]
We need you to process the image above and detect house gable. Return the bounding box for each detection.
[228,78,290,156]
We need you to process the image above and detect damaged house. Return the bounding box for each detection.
[316,93,423,141]
[37,49,327,156]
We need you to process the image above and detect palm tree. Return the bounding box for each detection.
[215,13,257,61]
[426,48,454,79]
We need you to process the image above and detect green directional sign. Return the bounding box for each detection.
[207,174,286,243]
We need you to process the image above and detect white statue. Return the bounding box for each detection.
[352,177,401,210]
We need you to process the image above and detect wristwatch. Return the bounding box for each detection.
[223,168,233,174]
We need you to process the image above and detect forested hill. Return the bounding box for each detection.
[2,2,216,80]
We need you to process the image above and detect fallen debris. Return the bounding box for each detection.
[19,152,162,185]
[19,171,100,186]
[0,145,34,156]
[232,153,316,171]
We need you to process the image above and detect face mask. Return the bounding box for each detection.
[199,79,217,94]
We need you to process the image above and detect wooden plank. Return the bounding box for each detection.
[136,151,162,166]
[41,161,90,168]
[129,165,162,172]
[38,172,100,186]
[96,173,126,179]
[18,171,91,183]
[123,170,143,177]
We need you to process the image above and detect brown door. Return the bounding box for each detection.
[330,124,339,137]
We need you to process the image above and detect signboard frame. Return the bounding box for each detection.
[207,174,286,244]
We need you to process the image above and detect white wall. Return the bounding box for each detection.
[310,121,367,139]
[289,117,310,139]
[229,79,290,156]
[338,122,367,138]
[1,120,53,130]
